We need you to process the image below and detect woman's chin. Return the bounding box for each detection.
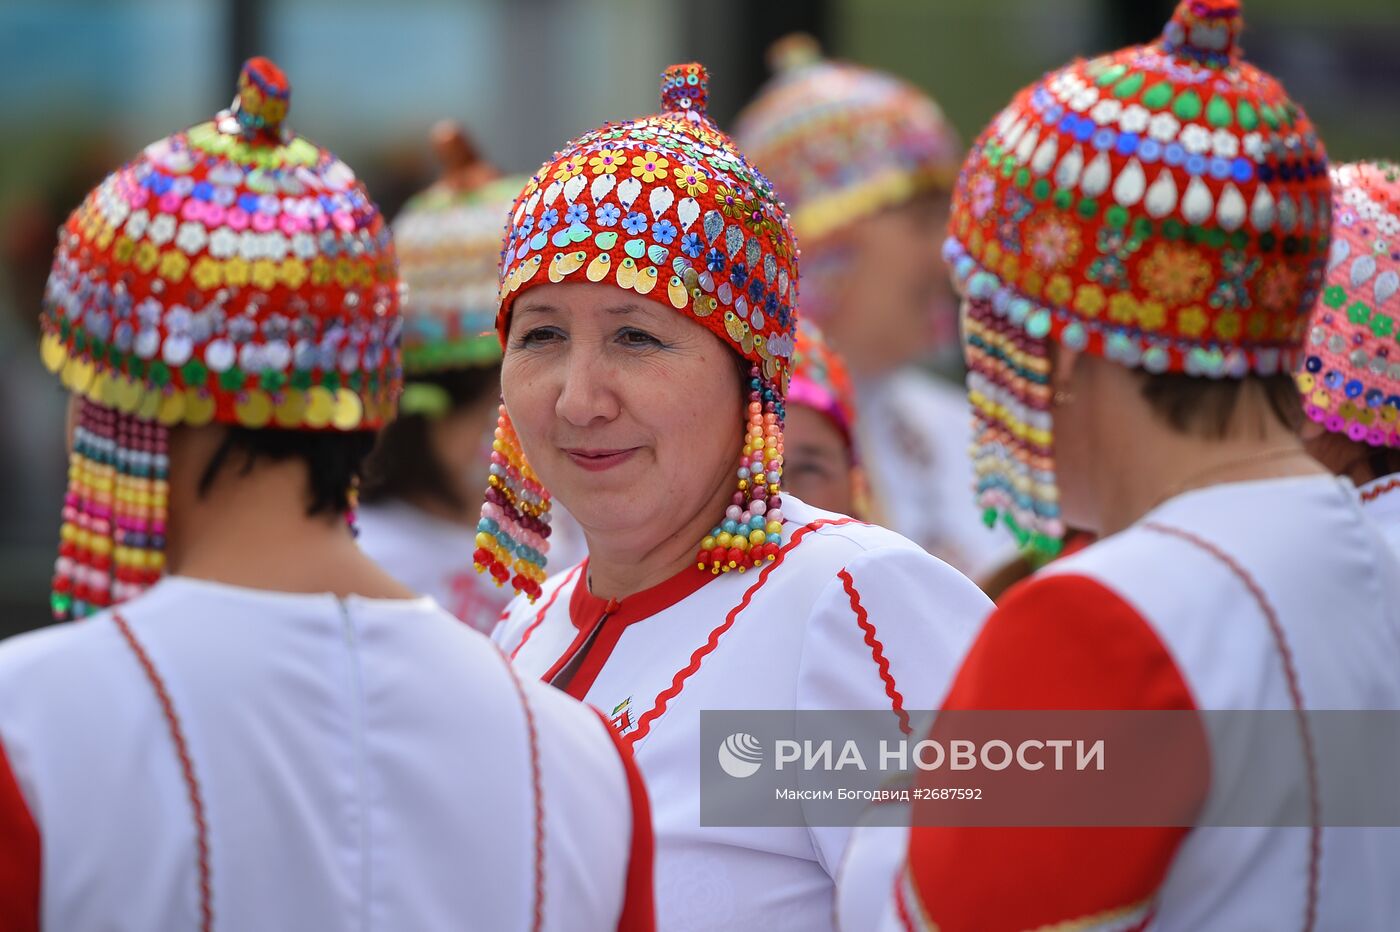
[555,494,660,540]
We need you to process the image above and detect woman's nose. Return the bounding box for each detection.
[555,344,620,428]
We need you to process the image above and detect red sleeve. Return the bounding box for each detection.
[0,736,40,932]
[903,573,1207,932]
[591,709,656,932]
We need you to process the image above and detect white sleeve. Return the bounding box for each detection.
[794,545,992,876]
[527,679,654,931]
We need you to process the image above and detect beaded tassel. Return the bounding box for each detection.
[345,477,361,539]
[473,404,551,602]
[963,291,1063,558]
[696,364,786,574]
[53,400,168,621]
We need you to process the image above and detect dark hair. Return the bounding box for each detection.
[198,428,376,516]
[1136,371,1303,439]
[360,365,501,511]
[1306,425,1400,484]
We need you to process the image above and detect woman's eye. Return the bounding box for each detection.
[617,328,664,347]
[789,462,833,480]
[516,327,563,348]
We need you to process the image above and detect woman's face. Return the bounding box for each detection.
[501,282,743,542]
[782,403,856,515]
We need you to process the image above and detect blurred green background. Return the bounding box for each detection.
[2,0,1397,635]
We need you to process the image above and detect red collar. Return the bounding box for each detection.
[568,559,718,631]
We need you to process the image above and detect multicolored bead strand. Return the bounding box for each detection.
[345,477,361,539]
[696,365,786,574]
[114,416,168,603]
[52,400,167,620]
[962,282,1063,558]
[473,404,551,602]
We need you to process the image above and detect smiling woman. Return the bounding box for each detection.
[483,63,993,932]
[503,285,743,595]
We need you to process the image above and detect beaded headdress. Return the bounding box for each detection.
[789,321,858,458]
[474,63,800,601]
[1297,161,1400,444]
[40,58,400,619]
[394,123,522,377]
[735,36,961,326]
[946,0,1331,556]
[735,34,962,247]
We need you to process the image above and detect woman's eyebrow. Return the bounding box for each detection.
[514,304,558,318]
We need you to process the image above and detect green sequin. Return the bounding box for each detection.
[1142,82,1173,110]
[1237,100,1259,130]
[1112,72,1145,100]
[1095,63,1128,87]
[218,366,244,392]
[182,360,209,386]
[1077,198,1098,219]
[1172,89,1203,121]
[1032,179,1052,200]
[260,370,287,392]
[290,370,314,391]
[1206,96,1233,128]
[150,361,171,387]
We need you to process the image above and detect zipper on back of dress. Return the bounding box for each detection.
[336,597,373,932]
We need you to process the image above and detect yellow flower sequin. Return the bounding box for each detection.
[1073,284,1106,318]
[190,257,222,290]
[1177,305,1209,338]
[631,152,670,183]
[158,250,189,283]
[588,149,624,176]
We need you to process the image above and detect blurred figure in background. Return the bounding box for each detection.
[736,34,1013,578]
[358,121,583,632]
[783,320,866,516]
[1296,160,1400,554]
[0,60,652,931]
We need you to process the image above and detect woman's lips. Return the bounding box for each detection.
[561,447,639,472]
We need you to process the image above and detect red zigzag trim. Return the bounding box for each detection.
[510,562,585,661]
[496,644,547,932]
[112,612,213,932]
[1143,521,1320,932]
[839,568,911,736]
[626,517,862,748]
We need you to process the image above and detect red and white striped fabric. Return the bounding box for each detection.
[0,577,654,931]
[842,474,1400,931]
[493,494,991,932]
